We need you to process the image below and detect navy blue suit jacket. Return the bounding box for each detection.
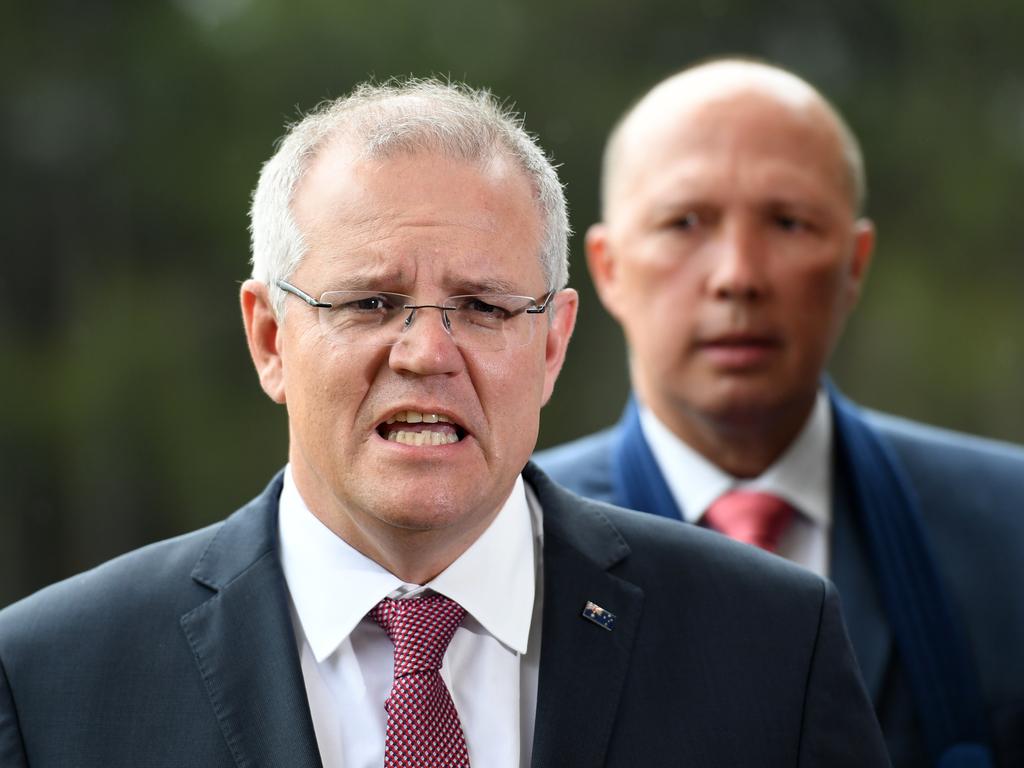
[0,465,889,766]
[535,403,1024,768]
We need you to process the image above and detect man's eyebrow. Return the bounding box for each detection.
[323,273,537,296]
[450,277,531,295]
[649,198,713,214]
[328,272,407,291]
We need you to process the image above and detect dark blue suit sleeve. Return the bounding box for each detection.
[0,654,29,768]
[800,580,891,767]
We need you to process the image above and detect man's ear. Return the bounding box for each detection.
[584,222,626,322]
[540,288,579,406]
[240,279,286,404]
[845,218,876,310]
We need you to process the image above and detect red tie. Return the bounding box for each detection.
[703,490,795,553]
[370,594,471,768]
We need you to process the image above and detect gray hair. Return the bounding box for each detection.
[249,78,570,317]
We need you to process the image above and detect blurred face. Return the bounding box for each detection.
[589,87,873,444]
[242,144,576,573]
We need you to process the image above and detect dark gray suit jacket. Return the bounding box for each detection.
[0,464,889,766]
[535,407,1024,768]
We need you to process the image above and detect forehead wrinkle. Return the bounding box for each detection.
[315,260,536,300]
[301,203,520,275]
[327,268,412,291]
[294,154,511,262]
[448,276,524,295]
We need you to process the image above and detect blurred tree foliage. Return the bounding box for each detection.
[2,0,1022,606]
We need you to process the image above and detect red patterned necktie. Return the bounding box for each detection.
[370,594,471,768]
[703,490,795,553]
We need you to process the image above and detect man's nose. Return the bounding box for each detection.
[387,305,464,376]
[706,222,768,301]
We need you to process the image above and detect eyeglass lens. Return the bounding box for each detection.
[317,291,543,351]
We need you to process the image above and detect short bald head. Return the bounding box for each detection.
[601,59,866,219]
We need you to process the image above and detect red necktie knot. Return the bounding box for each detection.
[703,490,795,553]
[369,594,470,767]
[371,594,466,678]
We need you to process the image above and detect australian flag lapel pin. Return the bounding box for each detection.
[582,600,616,631]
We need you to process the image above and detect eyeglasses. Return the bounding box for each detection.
[277,280,555,351]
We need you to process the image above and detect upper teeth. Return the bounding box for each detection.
[386,411,452,424]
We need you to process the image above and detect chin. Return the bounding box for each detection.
[684,372,768,409]
[701,379,811,426]
[372,487,479,532]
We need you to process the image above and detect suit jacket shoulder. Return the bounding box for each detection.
[867,409,1024,507]
[533,426,618,502]
[864,410,1024,585]
[1,522,220,643]
[0,474,320,768]
[0,521,235,766]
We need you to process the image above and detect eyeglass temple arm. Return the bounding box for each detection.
[277,280,332,308]
[525,289,557,314]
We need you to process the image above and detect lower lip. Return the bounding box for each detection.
[699,343,780,369]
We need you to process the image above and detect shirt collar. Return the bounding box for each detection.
[638,389,832,526]
[278,466,536,663]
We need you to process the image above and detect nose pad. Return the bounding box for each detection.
[389,304,464,374]
[402,305,455,336]
[435,307,453,333]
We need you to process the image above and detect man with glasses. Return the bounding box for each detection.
[536,59,1024,767]
[0,78,889,766]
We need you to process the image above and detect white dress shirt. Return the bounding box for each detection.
[278,466,543,768]
[639,389,833,575]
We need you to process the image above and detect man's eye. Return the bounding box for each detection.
[671,212,700,230]
[465,298,510,318]
[342,296,393,312]
[775,215,809,232]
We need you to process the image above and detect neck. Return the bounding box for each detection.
[649,393,818,479]
[356,529,476,585]
[287,460,501,585]
[329,511,493,585]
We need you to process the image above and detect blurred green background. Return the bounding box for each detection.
[3,0,1022,607]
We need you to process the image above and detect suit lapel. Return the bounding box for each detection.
[609,399,683,521]
[525,464,643,768]
[828,388,995,762]
[830,453,891,702]
[180,475,322,768]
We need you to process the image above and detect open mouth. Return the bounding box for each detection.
[376,411,467,446]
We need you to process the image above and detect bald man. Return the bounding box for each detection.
[536,59,1024,768]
